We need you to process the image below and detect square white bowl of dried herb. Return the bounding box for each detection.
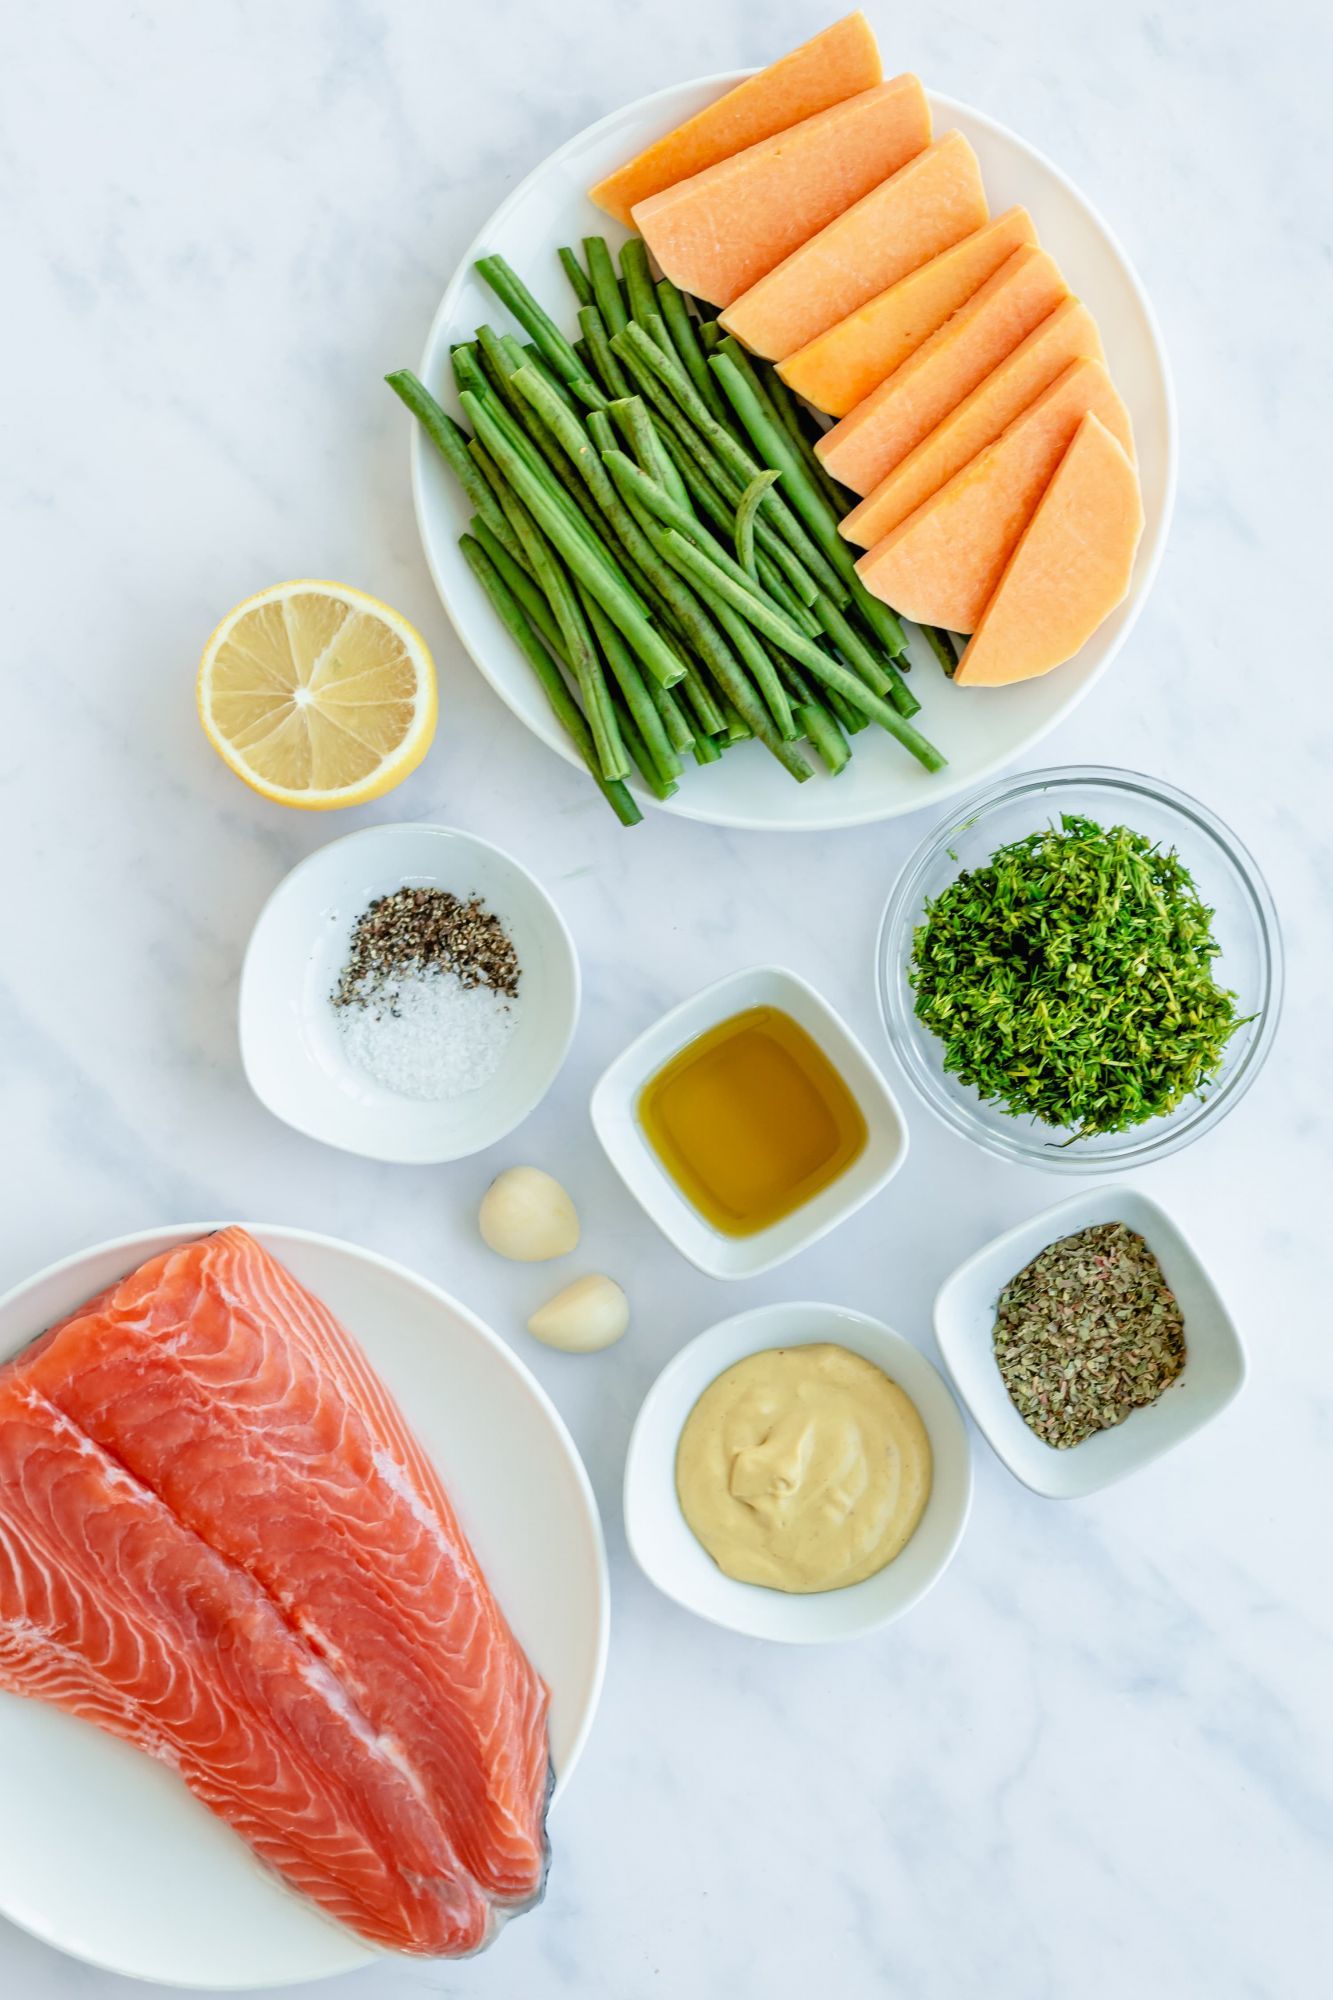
[933,1186,1245,1498]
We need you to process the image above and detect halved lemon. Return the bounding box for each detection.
[197,581,437,809]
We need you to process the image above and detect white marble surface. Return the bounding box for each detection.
[1,1,1331,1994]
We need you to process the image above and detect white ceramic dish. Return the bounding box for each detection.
[0,1222,609,1989]
[933,1186,1246,1497]
[590,966,909,1279]
[411,76,1176,831]
[239,821,579,1163]
[624,1301,971,1642]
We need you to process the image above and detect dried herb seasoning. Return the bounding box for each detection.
[993,1223,1186,1449]
[909,814,1247,1137]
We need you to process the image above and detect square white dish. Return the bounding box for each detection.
[933,1186,1246,1497]
[590,966,908,1278]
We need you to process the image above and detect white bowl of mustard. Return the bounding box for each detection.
[623,1302,972,1644]
[590,966,909,1279]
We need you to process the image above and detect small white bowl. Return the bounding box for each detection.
[239,822,579,1163]
[933,1186,1246,1498]
[624,1301,972,1644]
[590,966,909,1279]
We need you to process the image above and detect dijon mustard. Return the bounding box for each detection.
[675,1344,931,1594]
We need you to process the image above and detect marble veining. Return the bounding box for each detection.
[1,1,1330,1995]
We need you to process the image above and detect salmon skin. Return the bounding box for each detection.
[0,1228,553,1956]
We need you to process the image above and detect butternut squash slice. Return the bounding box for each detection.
[718,128,986,360]
[777,206,1038,417]
[589,14,884,228]
[854,358,1135,631]
[956,413,1143,684]
[817,244,1069,495]
[631,76,931,308]
[839,298,1107,548]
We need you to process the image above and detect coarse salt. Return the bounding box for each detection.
[335,969,520,1101]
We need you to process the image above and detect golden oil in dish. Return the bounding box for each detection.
[637,1006,867,1237]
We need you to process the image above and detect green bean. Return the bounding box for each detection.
[583,236,629,336]
[518,340,579,409]
[659,528,947,772]
[475,329,623,558]
[608,396,689,510]
[512,362,758,704]
[824,682,870,734]
[617,322,849,601]
[558,245,593,307]
[734,470,779,582]
[712,596,797,739]
[619,238,660,334]
[799,701,851,774]
[476,252,584,383]
[461,387,684,691]
[655,277,728,421]
[468,514,556,643]
[812,595,920,719]
[605,449,815,681]
[607,332,824,607]
[916,623,963,677]
[516,338,603,415]
[384,370,518,551]
[720,696,753,742]
[611,692,678,800]
[621,497,811,781]
[648,675,696,753]
[477,445,627,780]
[676,664,726,736]
[585,406,616,456]
[580,586,682,786]
[605,451,817,655]
[459,535,641,825]
[577,304,631,399]
[448,343,490,402]
[651,429,820,632]
[710,347,909,656]
[759,362,855,515]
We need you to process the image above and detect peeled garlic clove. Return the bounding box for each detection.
[527,1274,629,1353]
[479,1167,580,1262]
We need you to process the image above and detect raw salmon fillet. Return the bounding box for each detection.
[0,1228,552,1956]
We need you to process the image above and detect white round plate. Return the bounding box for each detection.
[0,1223,609,1989]
[412,76,1176,831]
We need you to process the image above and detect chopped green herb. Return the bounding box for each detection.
[994,1222,1186,1449]
[910,814,1248,1136]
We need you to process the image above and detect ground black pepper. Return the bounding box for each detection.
[332,888,520,1010]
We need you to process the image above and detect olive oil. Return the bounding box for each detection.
[637,1006,867,1237]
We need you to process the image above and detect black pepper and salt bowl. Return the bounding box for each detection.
[238,822,579,1163]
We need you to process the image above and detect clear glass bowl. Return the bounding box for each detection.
[875,766,1283,1172]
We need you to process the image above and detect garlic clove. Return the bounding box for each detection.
[478,1167,580,1262]
[527,1274,629,1353]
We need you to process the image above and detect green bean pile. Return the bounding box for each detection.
[389,238,948,823]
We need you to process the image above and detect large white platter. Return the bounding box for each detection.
[412,77,1176,831]
[0,1223,609,1989]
